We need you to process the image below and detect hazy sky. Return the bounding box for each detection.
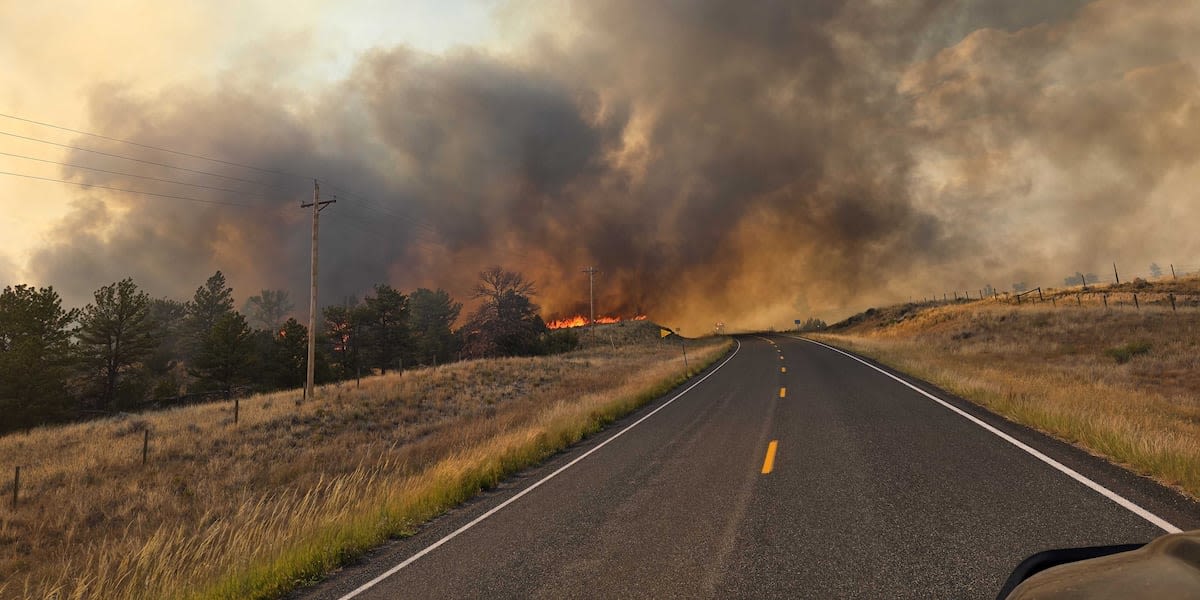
[0,0,498,268]
[2,1,1198,332]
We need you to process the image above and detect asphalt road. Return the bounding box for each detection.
[298,335,1200,599]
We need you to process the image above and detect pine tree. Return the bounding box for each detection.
[189,312,252,398]
[77,279,156,410]
[407,288,461,365]
[362,285,408,374]
[186,271,235,356]
[0,285,78,431]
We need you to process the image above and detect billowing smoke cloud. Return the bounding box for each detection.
[25,0,1200,331]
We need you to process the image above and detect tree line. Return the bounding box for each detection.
[0,266,577,434]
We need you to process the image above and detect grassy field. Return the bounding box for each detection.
[0,322,730,600]
[811,276,1200,501]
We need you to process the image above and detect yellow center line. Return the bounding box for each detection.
[779,387,786,398]
[761,440,779,474]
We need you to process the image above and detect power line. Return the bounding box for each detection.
[0,170,253,207]
[0,129,288,190]
[0,111,309,181]
[0,150,281,202]
[0,112,379,217]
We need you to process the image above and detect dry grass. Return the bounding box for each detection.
[0,322,731,599]
[813,275,1200,500]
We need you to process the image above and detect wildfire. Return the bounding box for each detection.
[546,314,648,330]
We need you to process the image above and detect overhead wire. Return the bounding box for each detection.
[0,129,291,191]
[0,112,419,230]
[0,170,253,207]
[0,150,284,203]
[0,111,312,182]
[0,112,451,249]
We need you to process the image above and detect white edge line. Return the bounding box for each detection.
[338,339,744,599]
[790,336,1181,534]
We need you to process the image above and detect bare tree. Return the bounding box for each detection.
[244,289,294,331]
[473,266,536,308]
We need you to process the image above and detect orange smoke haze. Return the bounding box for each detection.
[7,1,1200,332]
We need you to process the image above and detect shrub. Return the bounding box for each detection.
[1105,341,1152,364]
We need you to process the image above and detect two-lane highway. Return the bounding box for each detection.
[300,335,1199,599]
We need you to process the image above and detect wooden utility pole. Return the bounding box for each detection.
[583,266,599,335]
[301,180,335,401]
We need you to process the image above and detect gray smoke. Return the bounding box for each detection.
[26,0,1200,331]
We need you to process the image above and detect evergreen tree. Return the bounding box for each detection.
[0,285,78,431]
[407,288,461,365]
[269,317,309,389]
[143,297,187,400]
[324,302,368,380]
[77,279,156,410]
[189,312,252,397]
[362,285,409,374]
[186,271,235,356]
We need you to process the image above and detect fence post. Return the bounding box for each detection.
[1037,288,1044,302]
[1170,293,1177,313]
[234,396,240,425]
[1113,262,1121,285]
[1133,294,1140,310]
[143,429,149,465]
[1077,294,1082,307]
[12,466,19,508]
[1171,264,1177,280]
[1103,294,1108,310]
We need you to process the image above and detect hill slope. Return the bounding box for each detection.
[0,321,729,599]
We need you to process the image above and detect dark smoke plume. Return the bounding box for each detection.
[26,0,1200,331]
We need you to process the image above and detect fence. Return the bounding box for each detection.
[916,262,1200,309]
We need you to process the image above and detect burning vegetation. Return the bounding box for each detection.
[546,315,648,330]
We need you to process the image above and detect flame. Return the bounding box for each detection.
[546,314,649,330]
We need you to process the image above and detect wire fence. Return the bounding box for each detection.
[917,262,1200,308]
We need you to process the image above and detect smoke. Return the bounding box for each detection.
[24,0,1200,331]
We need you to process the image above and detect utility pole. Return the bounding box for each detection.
[583,266,599,335]
[301,180,335,401]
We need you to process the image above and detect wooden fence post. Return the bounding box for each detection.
[143,429,149,465]
[1133,294,1140,310]
[12,466,19,508]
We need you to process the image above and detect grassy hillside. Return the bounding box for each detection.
[0,322,730,599]
[811,276,1200,501]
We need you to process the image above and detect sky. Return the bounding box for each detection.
[1,0,1198,333]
